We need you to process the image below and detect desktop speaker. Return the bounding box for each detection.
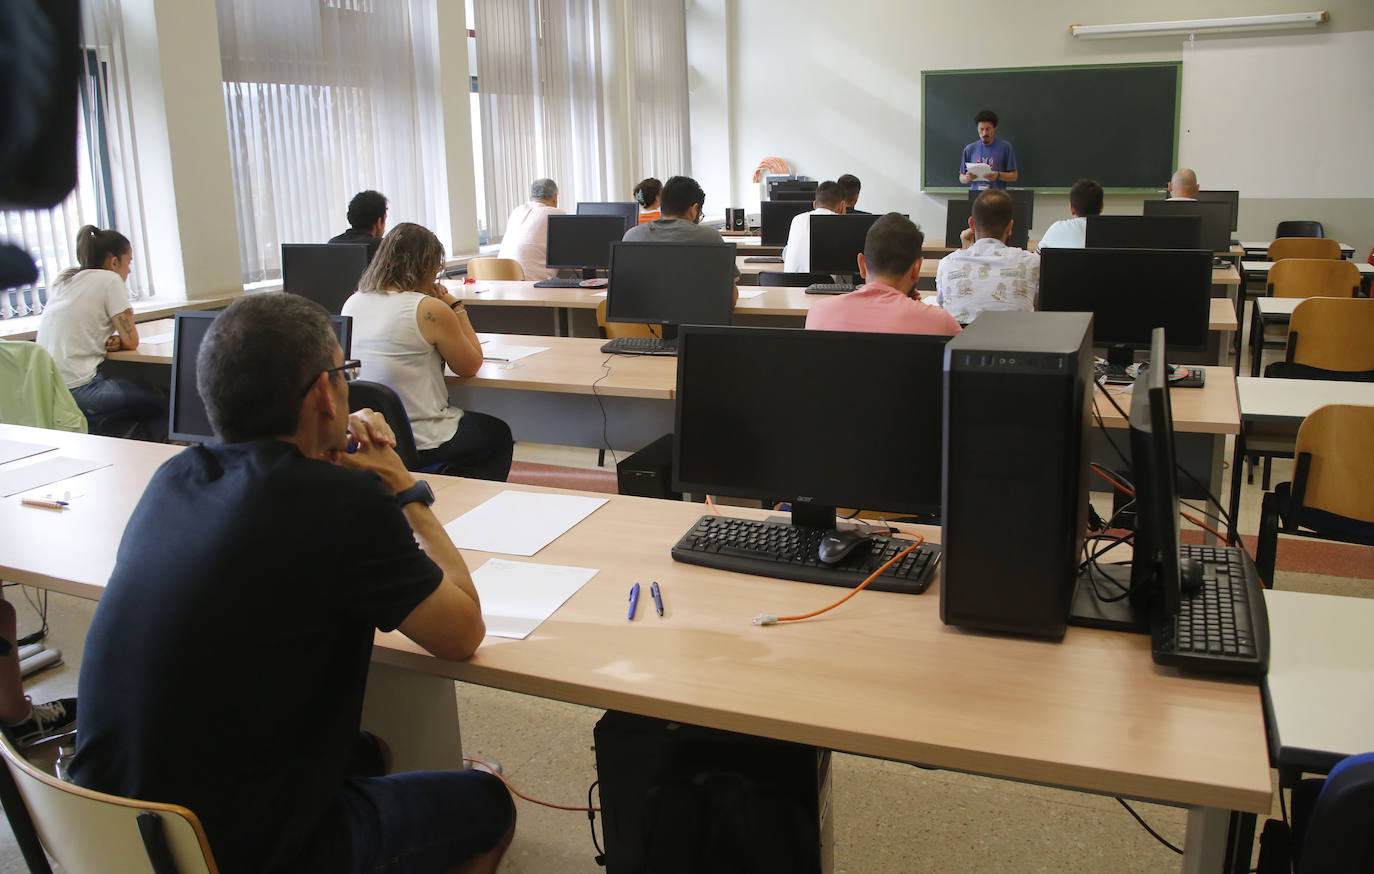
[727,208,746,231]
[940,311,1093,639]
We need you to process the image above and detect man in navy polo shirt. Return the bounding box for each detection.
[959,109,1019,191]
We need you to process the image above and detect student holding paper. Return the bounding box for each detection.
[958,109,1018,191]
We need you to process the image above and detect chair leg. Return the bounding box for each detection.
[1262,457,1272,491]
[597,449,605,468]
[1246,454,1255,485]
[1255,491,1281,588]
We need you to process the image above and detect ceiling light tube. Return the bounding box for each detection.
[1070,11,1327,39]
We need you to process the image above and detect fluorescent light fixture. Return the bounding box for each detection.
[1070,11,1327,39]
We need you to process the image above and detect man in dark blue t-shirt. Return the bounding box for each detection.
[71,293,514,874]
[959,109,1019,191]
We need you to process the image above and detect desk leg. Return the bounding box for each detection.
[1249,299,1263,378]
[1228,428,1246,544]
[1182,806,1230,873]
[361,662,463,773]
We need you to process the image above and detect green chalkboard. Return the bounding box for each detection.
[922,63,1180,192]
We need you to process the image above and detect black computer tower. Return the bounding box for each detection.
[593,711,833,874]
[940,311,1093,638]
[617,434,681,500]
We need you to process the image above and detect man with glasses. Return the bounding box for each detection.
[71,293,514,874]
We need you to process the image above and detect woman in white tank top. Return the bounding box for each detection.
[342,223,513,480]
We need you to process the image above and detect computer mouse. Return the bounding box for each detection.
[817,530,871,565]
[1179,556,1205,595]
[579,277,609,288]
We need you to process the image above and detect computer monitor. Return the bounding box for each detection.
[969,187,1035,230]
[281,243,370,316]
[1128,327,1185,619]
[169,309,353,444]
[768,179,817,201]
[1037,247,1211,368]
[809,213,883,277]
[945,198,1029,250]
[576,201,639,234]
[605,241,736,340]
[759,200,814,246]
[1195,190,1240,233]
[673,325,947,530]
[1142,200,1232,253]
[544,214,625,277]
[1085,215,1203,250]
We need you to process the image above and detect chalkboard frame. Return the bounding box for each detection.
[921,61,1181,195]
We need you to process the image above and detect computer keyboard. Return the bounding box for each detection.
[1095,361,1206,388]
[671,515,941,595]
[804,283,854,295]
[532,277,584,288]
[743,256,784,264]
[600,336,677,356]
[1151,543,1269,677]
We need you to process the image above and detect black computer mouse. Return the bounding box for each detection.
[817,530,871,565]
[1179,556,1205,595]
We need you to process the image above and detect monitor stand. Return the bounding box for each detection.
[1105,344,1135,370]
[765,502,863,534]
[1067,563,1150,634]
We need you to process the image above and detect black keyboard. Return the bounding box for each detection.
[1095,362,1206,388]
[1151,543,1269,676]
[743,256,784,264]
[600,336,677,356]
[532,277,584,288]
[671,515,941,595]
[804,283,854,295]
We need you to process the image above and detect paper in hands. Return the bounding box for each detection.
[965,162,994,180]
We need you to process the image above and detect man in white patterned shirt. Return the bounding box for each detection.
[935,190,1039,324]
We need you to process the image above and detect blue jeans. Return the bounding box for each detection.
[70,369,168,442]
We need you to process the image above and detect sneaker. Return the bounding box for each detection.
[3,697,77,748]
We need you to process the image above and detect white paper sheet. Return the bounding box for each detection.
[0,457,112,497]
[470,558,599,639]
[0,441,57,466]
[965,162,994,179]
[482,344,548,364]
[444,490,608,556]
[736,289,766,300]
[138,332,173,345]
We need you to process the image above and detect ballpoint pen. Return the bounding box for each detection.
[21,498,69,511]
[627,582,639,621]
[650,581,663,617]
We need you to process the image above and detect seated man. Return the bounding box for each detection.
[498,178,564,281]
[805,213,960,336]
[1037,178,1103,249]
[782,180,846,273]
[623,175,739,279]
[936,190,1039,324]
[1167,167,1199,201]
[837,173,868,215]
[70,293,514,874]
[328,190,388,263]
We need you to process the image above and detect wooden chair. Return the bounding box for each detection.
[1275,220,1324,239]
[1251,259,1363,376]
[595,299,657,340]
[1267,297,1374,379]
[467,257,524,281]
[1254,404,1374,585]
[0,734,218,874]
[1267,237,1341,262]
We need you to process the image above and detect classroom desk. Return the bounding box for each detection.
[1246,297,1299,378]
[0,425,1272,873]
[1240,241,1356,260]
[0,295,236,342]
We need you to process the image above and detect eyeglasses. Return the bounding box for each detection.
[301,359,361,397]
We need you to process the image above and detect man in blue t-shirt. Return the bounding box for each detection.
[959,109,1019,191]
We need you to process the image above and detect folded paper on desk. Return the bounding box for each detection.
[444,490,609,556]
[482,344,549,364]
[472,558,598,638]
[0,456,111,497]
[0,440,58,466]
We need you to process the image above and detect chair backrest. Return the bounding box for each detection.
[0,340,88,432]
[347,380,422,469]
[1296,752,1374,874]
[1292,404,1374,524]
[1286,298,1374,373]
[1268,259,1361,299]
[1268,237,1341,262]
[757,271,832,287]
[595,299,658,340]
[0,735,218,874]
[1276,220,1324,239]
[467,257,525,281]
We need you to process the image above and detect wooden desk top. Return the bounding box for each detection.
[1236,376,1374,424]
[1242,260,1374,276]
[1095,366,1241,435]
[0,295,235,342]
[0,425,1271,813]
[738,256,1242,286]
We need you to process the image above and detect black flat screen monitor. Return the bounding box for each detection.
[605,242,736,339]
[576,201,639,234]
[169,309,353,444]
[1085,215,1203,250]
[544,215,625,273]
[945,199,1029,250]
[769,180,818,201]
[759,200,814,246]
[282,243,370,316]
[809,213,883,276]
[1143,200,1232,253]
[969,187,1035,230]
[1038,247,1211,368]
[673,325,948,530]
[1128,327,1183,618]
[1195,190,1240,233]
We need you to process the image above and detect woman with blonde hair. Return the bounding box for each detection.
[36,225,167,440]
[342,223,513,480]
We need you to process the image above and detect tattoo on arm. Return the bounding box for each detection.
[424,311,436,323]
[115,313,134,336]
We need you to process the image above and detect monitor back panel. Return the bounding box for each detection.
[282,244,369,315]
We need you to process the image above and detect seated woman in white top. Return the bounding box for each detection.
[36,225,167,441]
[342,223,513,480]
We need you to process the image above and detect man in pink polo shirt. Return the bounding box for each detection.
[804,213,961,336]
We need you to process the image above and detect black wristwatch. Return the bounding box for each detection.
[395,480,436,508]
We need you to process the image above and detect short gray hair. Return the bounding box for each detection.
[530,178,558,200]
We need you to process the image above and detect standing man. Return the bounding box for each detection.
[498,178,564,281]
[958,110,1018,192]
[1167,168,1199,201]
[328,190,388,263]
[782,181,847,273]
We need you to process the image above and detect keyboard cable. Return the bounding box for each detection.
[752,535,924,627]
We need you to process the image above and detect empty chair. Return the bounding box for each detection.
[1275,220,1324,239]
[1267,237,1341,262]
[1266,297,1374,381]
[1267,259,1361,299]
[757,271,833,287]
[595,299,657,340]
[467,257,525,281]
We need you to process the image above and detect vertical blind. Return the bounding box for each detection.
[627,0,691,185]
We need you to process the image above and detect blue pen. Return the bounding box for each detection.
[627,583,640,621]
[650,581,663,617]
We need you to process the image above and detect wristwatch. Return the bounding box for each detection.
[449,299,466,313]
[395,480,436,508]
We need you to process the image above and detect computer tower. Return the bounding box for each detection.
[617,434,681,500]
[594,711,833,874]
[940,311,1093,638]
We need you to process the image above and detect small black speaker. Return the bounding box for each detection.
[940,311,1093,638]
[727,208,746,231]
